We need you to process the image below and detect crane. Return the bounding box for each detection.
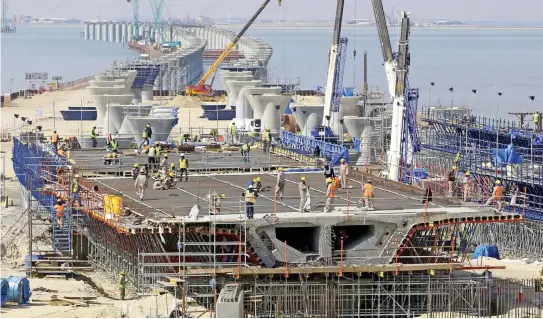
[149,0,179,47]
[185,0,282,96]
[370,0,420,182]
[127,0,140,40]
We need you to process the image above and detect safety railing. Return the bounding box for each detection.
[279,131,349,165]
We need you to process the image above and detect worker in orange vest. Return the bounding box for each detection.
[54,199,65,228]
[484,180,503,211]
[362,180,375,209]
[325,177,336,213]
[51,130,59,151]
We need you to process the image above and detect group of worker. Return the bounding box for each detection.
[53,173,83,228]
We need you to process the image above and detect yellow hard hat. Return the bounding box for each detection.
[155,141,159,145]
[134,163,139,168]
[340,158,345,163]
[120,271,127,275]
[301,176,306,181]
[327,178,333,183]
[106,154,112,158]
[495,180,501,185]
[452,166,457,170]
[164,154,168,158]
[465,171,470,176]
[169,172,175,177]
[221,194,226,198]
[278,167,283,171]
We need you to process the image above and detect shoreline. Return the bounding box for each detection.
[217,23,543,30]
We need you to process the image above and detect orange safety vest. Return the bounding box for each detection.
[55,204,64,217]
[328,184,336,198]
[363,184,374,198]
[494,186,503,200]
[51,133,59,143]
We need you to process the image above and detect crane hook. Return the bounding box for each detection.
[278,0,282,6]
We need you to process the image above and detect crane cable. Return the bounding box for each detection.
[353,0,358,87]
[281,3,285,77]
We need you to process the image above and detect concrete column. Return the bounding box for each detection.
[84,22,89,40]
[121,23,127,42]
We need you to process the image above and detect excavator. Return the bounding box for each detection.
[185,0,282,97]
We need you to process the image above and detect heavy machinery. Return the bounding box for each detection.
[126,0,141,40]
[312,0,347,142]
[370,0,420,182]
[185,0,282,96]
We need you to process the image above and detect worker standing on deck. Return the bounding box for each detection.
[325,178,336,213]
[71,174,82,207]
[160,153,169,170]
[534,110,541,133]
[362,180,375,209]
[110,136,119,154]
[54,199,65,228]
[339,159,349,189]
[299,176,309,213]
[230,122,238,144]
[265,129,272,153]
[51,130,59,151]
[178,153,189,182]
[154,142,161,170]
[261,128,268,151]
[147,144,156,171]
[462,171,473,202]
[135,168,148,201]
[484,180,503,211]
[275,168,286,200]
[140,123,152,148]
[245,184,257,219]
[324,163,335,186]
[131,164,140,180]
[91,126,98,148]
[241,143,250,162]
[119,271,127,300]
[447,166,457,197]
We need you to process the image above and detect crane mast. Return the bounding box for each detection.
[370,0,396,100]
[127,0,140,40]
[321,0,346,128]
[186,0,281,96]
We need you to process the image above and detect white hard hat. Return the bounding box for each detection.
[180,153,185,156]
[248,185,254,189]
[75,174,80,178]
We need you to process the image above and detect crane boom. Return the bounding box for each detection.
[127,0,140,40]
[186,0,281,96]
[321,0,346,127]
[370,0,396,100]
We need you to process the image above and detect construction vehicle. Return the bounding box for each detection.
[185,0,282,97]
[314,0,347,142]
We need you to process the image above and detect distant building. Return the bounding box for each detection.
[30,18,82,24]
[196,15,215,26]
[346,19,373,25]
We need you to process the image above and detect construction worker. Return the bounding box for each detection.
[241,143,250,162]
[135,168,148,201]
[178,153,188,182]
[169,163,176,176]
[91,126,98,148]
[71,174,82,207]
[421,186,433,204]
[51,130,59,151]
[160,153,169,170]
[110,136,119,153]
[154,142,161,170]
[147,144,156,171]
[325,177,336,213]
[275,168,285,199]
[534,110,541,133]
[131,164,140,180]
[323,163,335,186]
[462,171,473,202]
[245,184,257,219]
[140,123,152,148]
[207,193,226,213]
[119,271,127,300]
[362,180,375,209]
[54,199,65,228]
[261,129,268,151]
[339,159,349,189]
[230,122,238,144]
[253,177,262,192]
[447,166,457,197]
[484,180,503,211]
[265,129,272,153]
[299,176,309,213]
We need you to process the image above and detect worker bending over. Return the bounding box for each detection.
[325,177,336,213]
[253,177,262,192]
[241,143,250,162]
[339,159,349,189]
[275,168,285,200]
[135,168,148,201]
[299,176,309,213]
[245,184,257,219]
[178,153,189,182]
[361,180,375,209]
[484,180,503,211]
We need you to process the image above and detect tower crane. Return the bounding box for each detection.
[370,0,420,182]
[315,0,348,141]
[149,0,179,47]
[185,0,282,96]
[126,0,140,40]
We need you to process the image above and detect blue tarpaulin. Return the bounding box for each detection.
[492,144,523,167]
[473,245,500,260]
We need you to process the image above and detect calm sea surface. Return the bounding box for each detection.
[2,25,542,119]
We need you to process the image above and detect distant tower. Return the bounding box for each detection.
[1,0,16,33]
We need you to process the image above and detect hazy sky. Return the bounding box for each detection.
[10,0,543,22]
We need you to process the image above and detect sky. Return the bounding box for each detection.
[9,0,543,22]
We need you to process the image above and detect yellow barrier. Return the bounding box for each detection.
[104,194,123,216]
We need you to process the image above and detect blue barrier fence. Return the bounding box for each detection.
[279,131,349,165]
